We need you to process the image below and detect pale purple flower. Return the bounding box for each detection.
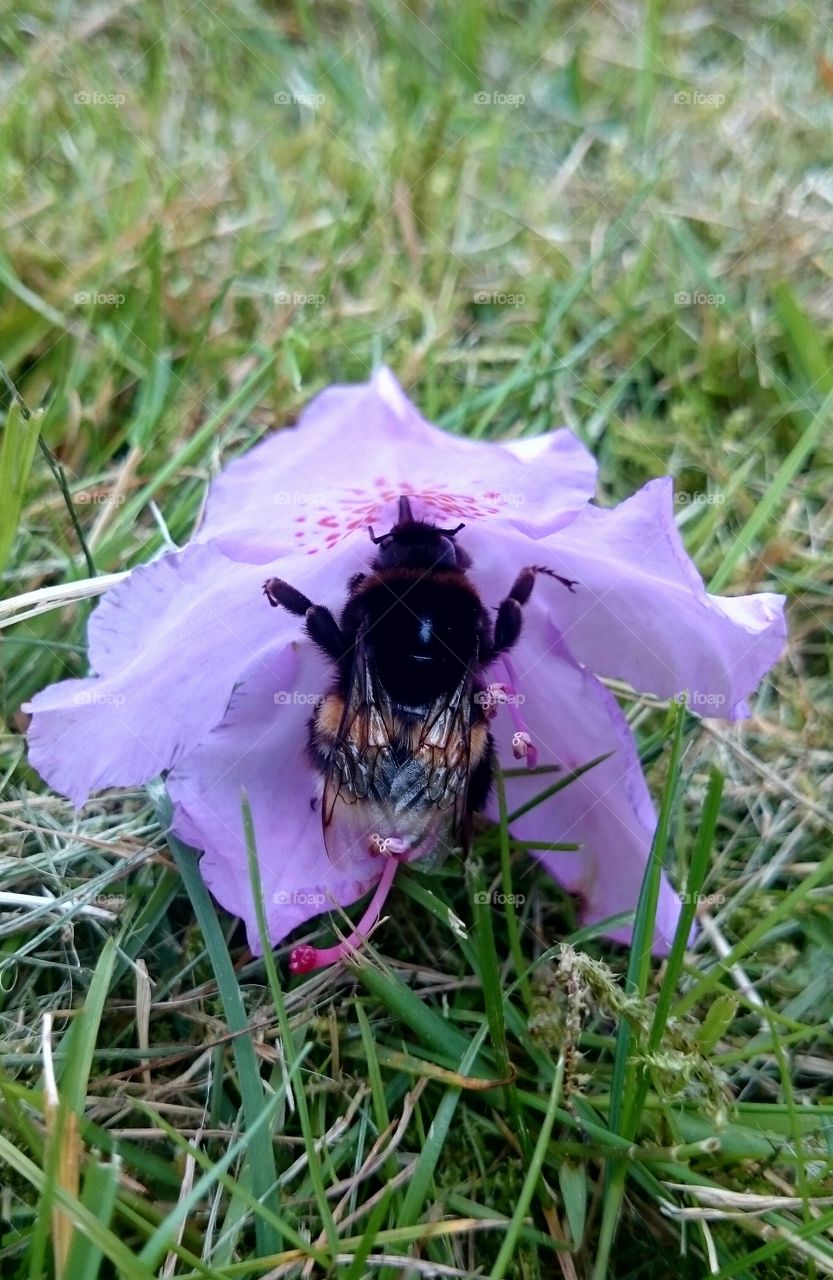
[25,369,786,969]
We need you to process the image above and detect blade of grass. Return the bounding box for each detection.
[43,942,115,1279]
[774,281,833,398]
[149,781,281,1258]
[56,938,116,1110]
[137,1100,284,1273]
[354,999,399,1192]
[0,399,41,576]
[128,1095,327,1264]
[709,378,833,591]
[494,765,530,1006]
[63,1153,121,1280]
[99,354,276,557]
[675,844,833,1017]
[489,1052,564,1279]
[506,752,612,824]
[637,0,662,140]
[0,1132,158,1280]
[647,765,724,1054]
[341,1185,395,1280]
[469,851,531,1158]
[592,699,686,1280]
[242,789,340,1262]
[396,1022,490,1229]
[38,434,97,576]
[352,951,494,1077]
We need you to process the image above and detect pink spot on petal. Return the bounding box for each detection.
[290,484,505,554]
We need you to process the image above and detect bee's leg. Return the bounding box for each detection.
[263,577,345,661]
[262,577,313,613]
[491,565,577,657]
[485,567,577,769]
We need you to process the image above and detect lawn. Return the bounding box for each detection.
[1,2,832,1277]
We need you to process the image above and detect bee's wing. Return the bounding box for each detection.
[321,628,395,867]
[321,631,477,868]
[410,656,475,868]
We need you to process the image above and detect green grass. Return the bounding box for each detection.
[1,2,832,1277]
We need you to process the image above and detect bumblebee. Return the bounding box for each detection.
[264,497,575,869]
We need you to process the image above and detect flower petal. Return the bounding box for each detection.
[464,479,786,719]
[197,367,597,561]
[167,644,381,950]
[488,619,683,954]
[25,538,363,807]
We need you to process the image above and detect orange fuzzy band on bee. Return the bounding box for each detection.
[314,693,346,743]
[468,720,489,768]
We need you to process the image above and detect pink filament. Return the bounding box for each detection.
[500,654,538,768]
[289,853,400,975]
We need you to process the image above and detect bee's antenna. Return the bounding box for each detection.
[437,522,465,538]
[367,527,391,546]
[397,495,414,524]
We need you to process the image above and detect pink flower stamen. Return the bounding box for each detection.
[478,682,511,720]
[512,730,535,761]
[369,833,409,856]
[500,655,538,769]
[288,853,400,975]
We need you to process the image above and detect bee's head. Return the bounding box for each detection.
[369,496,468,571]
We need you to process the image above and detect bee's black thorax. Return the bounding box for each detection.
[340,569,486,707]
